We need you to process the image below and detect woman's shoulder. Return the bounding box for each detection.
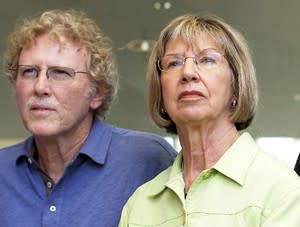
[257,150,298,177]
[125,165,173,206]
[251,149,300,194]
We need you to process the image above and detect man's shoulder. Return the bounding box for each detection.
[0,141,25,155]
[109,125,177,157]
[90,120,177,162]
[0,140,28,167]
[112,126,167,143]
[94,120,172,145]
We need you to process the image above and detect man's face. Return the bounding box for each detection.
[15,34,103,138]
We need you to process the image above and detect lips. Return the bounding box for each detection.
[30,104,55,111]
[178,90,204,100]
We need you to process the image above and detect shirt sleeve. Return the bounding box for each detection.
[261,187,300,227]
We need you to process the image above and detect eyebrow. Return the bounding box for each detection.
[164,47,222,57]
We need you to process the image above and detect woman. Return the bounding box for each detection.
[119,15,300,226]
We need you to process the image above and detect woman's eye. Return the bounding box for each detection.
[167,60,182,68]
[200,57,215,64]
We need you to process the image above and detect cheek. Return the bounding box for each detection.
[161,78,171,105]
[66,87,93,110]
[161,76,175,96]
[212,71,233,104]
[15,85,29,110]
[161,79,177,113]
[222,71,233,96]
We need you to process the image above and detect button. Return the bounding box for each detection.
[46,181,52,189]
[50,205,56,212]
[202,172,211,179]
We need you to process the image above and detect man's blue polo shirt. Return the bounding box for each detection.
[0,118,176,227]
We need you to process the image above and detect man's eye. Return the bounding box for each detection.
[50,68,72,80]
[21,68,37,77]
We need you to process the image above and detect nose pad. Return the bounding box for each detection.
[33,70,51,95]
[181,58,200,82]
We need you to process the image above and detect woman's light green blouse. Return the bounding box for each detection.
[119,133,300,227]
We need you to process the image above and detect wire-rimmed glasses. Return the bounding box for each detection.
[13,65,89,87]
[157,49,225,73]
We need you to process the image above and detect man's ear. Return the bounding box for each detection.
[90,83,106,110]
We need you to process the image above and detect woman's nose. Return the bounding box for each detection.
[181,58,200,82]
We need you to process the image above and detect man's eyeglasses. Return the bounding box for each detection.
[13,65,89,87]
[157,49,225,73]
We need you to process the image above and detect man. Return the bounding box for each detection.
[0,9,176,226]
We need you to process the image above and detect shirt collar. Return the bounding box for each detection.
[146,152,183,196]
[76,118,112,165]
[15,137,35,164]
[146,132,259,196]
[16,118,113,166]
[213,132,259,186]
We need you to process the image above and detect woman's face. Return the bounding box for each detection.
[160,34,233,128]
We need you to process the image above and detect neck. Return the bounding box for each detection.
[34,118,93,183]
[177,120,239,192]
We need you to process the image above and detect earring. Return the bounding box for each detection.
[161,107,167,115]
[232,100,237,108]
[161,107,170,120]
